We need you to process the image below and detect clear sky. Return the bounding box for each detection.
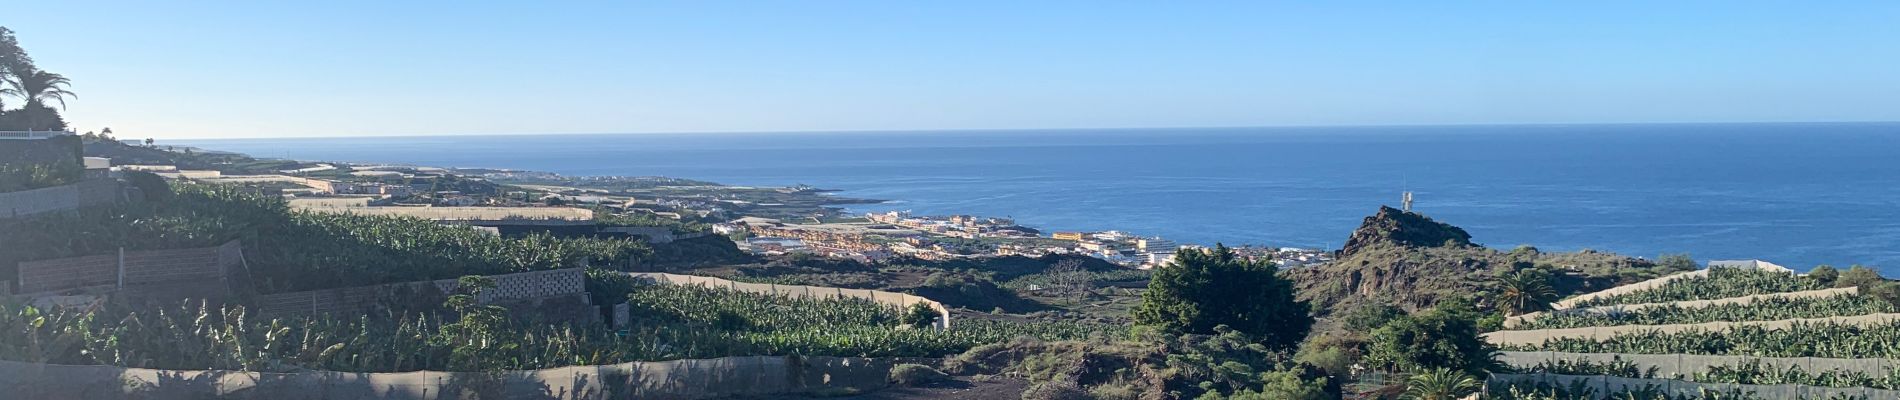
[9,1,1900,139]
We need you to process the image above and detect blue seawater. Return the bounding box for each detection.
[174,123,1900,272]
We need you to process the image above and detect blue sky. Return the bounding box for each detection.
[10,1,1900,139]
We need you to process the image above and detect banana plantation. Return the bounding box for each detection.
[1569,267,1828,308]
[1520,358,1900,390]
[1,183,652,293]
[1484,380,1870,400]
[1506,322,1900,358]
[1515,294,1895,330]
[1489,264,1900,397]
[0,282,1106,372]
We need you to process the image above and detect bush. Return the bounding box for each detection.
[1341,302,1405,332]
[123,170,172,203]
[901,302,940,328]
[1364,303,1499,375]
[1838,265,1885,289]
[1808,265,1840,286]
[889,363,950,387]
[1020,379,1088,400]
[1132,245,1312,350]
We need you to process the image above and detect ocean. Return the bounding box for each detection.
[174,123,1900,273]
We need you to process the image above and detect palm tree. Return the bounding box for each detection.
[1496,269,1557,316]
[5,64,75,110]
[1402,368,1481,400]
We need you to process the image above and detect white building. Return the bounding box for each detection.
[1136,237,1177,253]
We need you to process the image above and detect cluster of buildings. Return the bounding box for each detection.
[727,210,1338,270]
[1046,230,1180,268]
[865,211,1038,238]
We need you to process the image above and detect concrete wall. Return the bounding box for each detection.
[626,272,952,330]
[257,268,589,318]
[0,355,897,400]
[0,178,120,219]
[16,240,245,297]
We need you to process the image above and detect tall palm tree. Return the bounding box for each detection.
[5,64,75,110]
[1402,368,1481,400]
[1496,269,1557,316]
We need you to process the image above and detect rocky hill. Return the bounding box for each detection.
[1290,206,1682,318]
[1339,206,1473,255]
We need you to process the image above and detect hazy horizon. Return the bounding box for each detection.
[151,120,1900,142]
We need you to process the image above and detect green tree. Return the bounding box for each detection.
[1132,245,1312,350]
[1364,304,1498,375]
[1341,302,1406,332]
[0,27,25,110]
[1656,253,1698,272]
[1837,265,1884,289]
[900,302,939,328]
[1808,265,1840,286]
[5,64,75,111]
[1401,368,1480,400]
[1495,269,1557,316]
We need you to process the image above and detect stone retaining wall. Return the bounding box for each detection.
[0,178,120,219]
[16,240,246,298]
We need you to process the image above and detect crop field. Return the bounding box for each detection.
[0,282,1110,373]
[1491,265,1900,396]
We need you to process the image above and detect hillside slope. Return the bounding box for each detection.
[1290,206,1679,316]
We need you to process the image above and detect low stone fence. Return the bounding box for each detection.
[0,355,897,400]
[1506,287,1860,328]
[15,240,247,300]
[1483,313,1900,346]
[1488,372,1900,399]
[627,272,952,329]
[257,268,589,319]
[0,178,120,219]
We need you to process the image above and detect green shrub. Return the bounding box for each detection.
[889,363,950,387]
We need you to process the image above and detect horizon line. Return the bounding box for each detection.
[158,120,1900,141]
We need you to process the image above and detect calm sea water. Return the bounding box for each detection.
[175,123,1900,272]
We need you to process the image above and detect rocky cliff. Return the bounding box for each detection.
[1290,206,1671,318]
[1339,206,1473,256]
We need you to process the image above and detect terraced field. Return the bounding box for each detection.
[1486,264,1900,399]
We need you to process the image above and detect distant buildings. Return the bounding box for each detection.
[1051,232,1085,241]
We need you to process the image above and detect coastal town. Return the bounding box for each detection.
[720,210,1333,269]
[62,136,1333,270]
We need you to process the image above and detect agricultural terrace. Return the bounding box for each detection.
[0,180,1108,374]
[1565,267,1827,308]
[1488,263,1900,396]
[0,276,1106,373]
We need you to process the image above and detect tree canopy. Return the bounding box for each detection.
[1363,302,1499,375]
[1132,244,1313,350]
[0,26,73,131]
